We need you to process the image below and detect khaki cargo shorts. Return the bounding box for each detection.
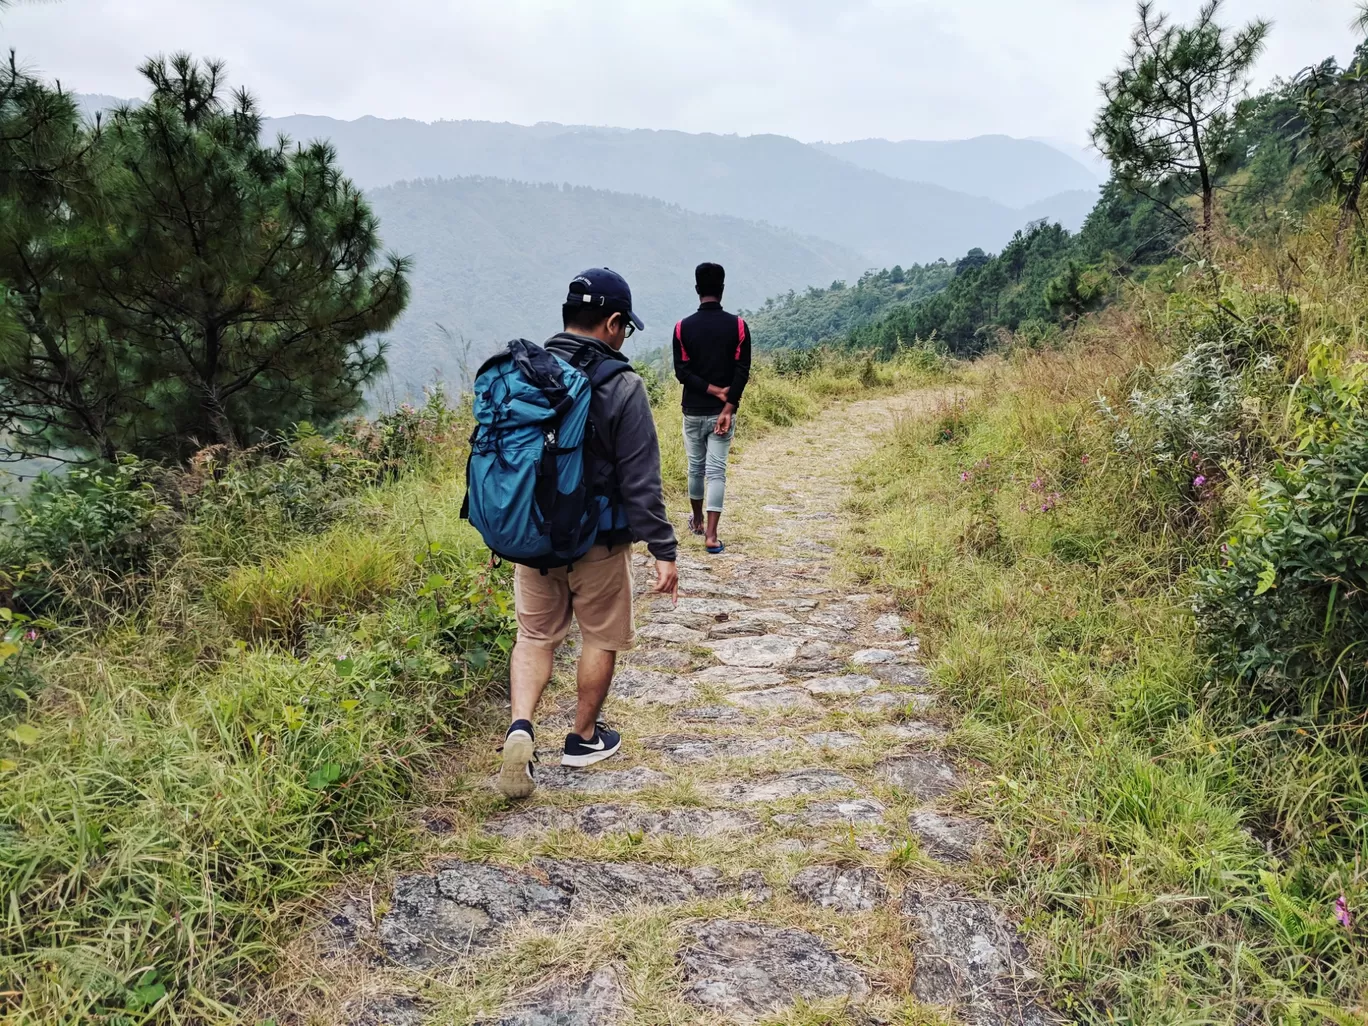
[512,544,635,652]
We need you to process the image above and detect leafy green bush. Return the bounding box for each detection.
[631,360,667,408]
[1196,350,1368,710]
[0,460,169,613]
[335,385,465,474]
[772,347,823,377]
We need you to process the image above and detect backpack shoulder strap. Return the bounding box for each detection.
[674,320,688,361]
[736,316,747,360]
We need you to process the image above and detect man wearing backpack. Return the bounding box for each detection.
[672,262,752,554]
[483,268,678,799]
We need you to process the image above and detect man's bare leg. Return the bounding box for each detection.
[509,641,555,723]
[690,497,705,534]
[572,645,617,740]
[499,641,554,799]
[705,510,722,549]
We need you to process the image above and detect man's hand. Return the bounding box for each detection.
[706,384,730,401]
[650,560,679,605]
[715,406,734,436]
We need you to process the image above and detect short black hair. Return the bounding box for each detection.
[562,303,614,333]
[695,261,725,297]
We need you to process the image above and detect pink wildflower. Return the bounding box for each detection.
[23,630,36,642]
[1081,455,1091,465]
[1336,894,1352,930]
[1194,475,1207,488]
[960,471,971,483]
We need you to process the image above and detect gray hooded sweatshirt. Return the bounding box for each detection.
[544,332,677,564]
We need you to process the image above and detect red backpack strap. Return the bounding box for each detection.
[735,316,747,360]
[675,320,688,361]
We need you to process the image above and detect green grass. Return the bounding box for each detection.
[0,463,512,1025]
[843,310,1368,1020]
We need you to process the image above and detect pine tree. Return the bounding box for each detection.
[0,55,410,462]
[1093,1,1269,238]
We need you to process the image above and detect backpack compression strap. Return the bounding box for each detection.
[674,321,687,362]
[736,316,747,360]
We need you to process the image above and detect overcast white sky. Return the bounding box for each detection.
[2,0,1360,145]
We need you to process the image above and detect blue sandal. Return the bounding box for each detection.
[706,542,726,554]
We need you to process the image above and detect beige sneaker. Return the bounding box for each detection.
[497,726,536,799]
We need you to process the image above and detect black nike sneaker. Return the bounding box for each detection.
[562,722,622,768]
[498,719,536,799]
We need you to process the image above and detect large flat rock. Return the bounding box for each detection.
[807,610,859,631]
[489,803,760,840]
[878,755,960,800]
[910,810,987,863]
[802,674,882,697]
[679,920,870,1022]
[535,858,770,913]
[531,765,673,795]
[711,769,861,804]
[689,666,789,691]
[790,866,888,912]
[637,623,708,645]
[705,635,802,668]
[380,859,765,969]
[771,797,887,829]
[672,597,754,615]
[803,731,864,749]
[610,668,697,707]
[729,686,824,714]
[475,965,627,1026]
[867,662,932,688]
[379,862,571,968]
[902,887,1050,1024]
[872,613,908,638]
[686,579,762,600]
[643,733,788,763]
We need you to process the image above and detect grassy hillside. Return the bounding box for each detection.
[266,114,1074,266]
[363,176,865,396]
[843,217,1368,1020]
[815,135,1102,207]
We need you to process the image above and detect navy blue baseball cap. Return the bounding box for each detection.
[566,267,645,331]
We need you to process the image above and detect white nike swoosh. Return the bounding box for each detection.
[579,737,606,751]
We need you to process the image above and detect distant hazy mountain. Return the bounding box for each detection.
[1029,136,1112,183]
[813,135,1100,208]
[363,177,866,397]
[264,116,1059,267]
[73,93,136,120]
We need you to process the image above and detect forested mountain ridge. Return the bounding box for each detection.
[363,176,867,394]
[815,135,1102,207]
[741,263,955,352]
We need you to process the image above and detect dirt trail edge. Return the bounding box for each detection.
[316,391,1058,1026]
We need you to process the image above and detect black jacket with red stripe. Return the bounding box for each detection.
[671,301,753,415]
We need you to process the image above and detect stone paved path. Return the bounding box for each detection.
[318,393,1056,1026]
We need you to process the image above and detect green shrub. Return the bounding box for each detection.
[1196,350,1368,711]
[631,360,668,407]
[0,460,169,613]
[772,347,823,377]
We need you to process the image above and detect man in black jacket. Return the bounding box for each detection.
[672,262,752,553]
[498,268,679,799]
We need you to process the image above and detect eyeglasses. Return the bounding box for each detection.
[621,318,636,339]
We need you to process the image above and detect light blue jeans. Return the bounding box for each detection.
[683,413,735,513]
